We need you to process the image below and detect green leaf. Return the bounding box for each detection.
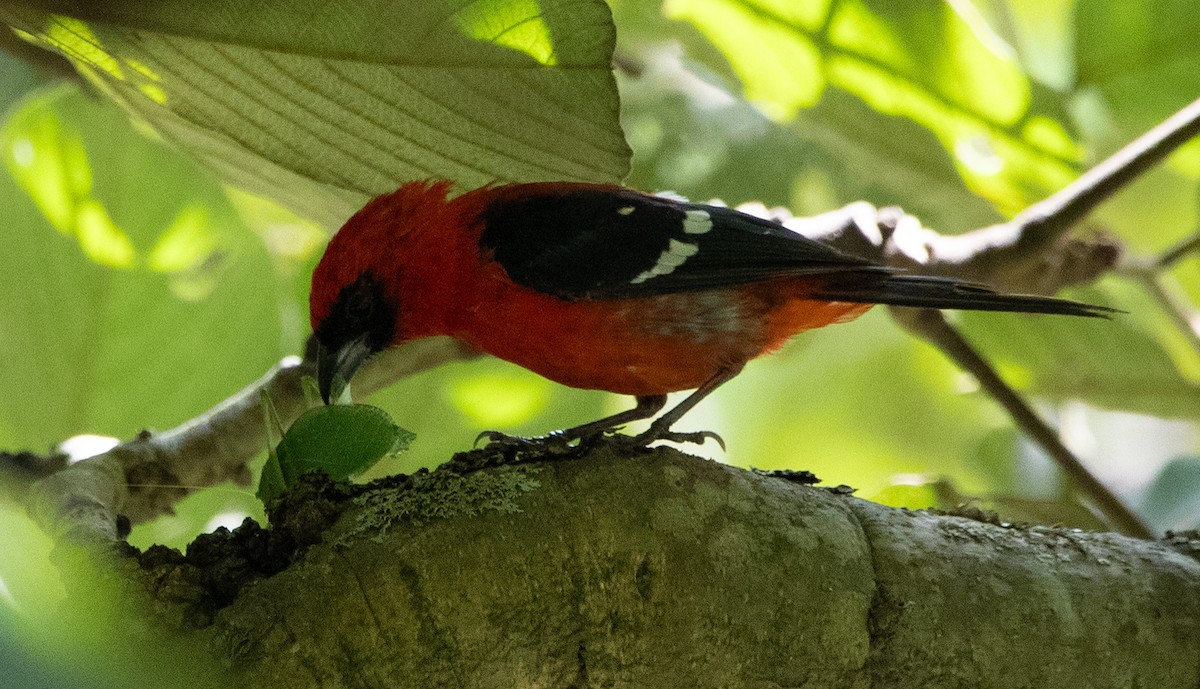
[257,451,289,506]
[1076,0,1200,137]
[447,370,553,428]
[259,403,414,503]
[660,0,1081,215]
[0,0,630,227]
[256,390,288,504]
[0,84,283,448]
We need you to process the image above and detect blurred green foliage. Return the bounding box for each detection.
[1,0,1199,683]
[0,0,1195,538]
[0,0,1195,551]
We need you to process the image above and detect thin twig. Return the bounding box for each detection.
[1010,97,1200,249]
[899,307,1154,539]
[1125,267,1200,355]
[1155,230,1200,270]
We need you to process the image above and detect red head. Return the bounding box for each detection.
[309,180,458,402]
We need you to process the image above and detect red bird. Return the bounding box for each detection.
[310,181,1110,446]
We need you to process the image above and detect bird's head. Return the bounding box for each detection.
[309,180,469,403]
[310,262,398,404]
[310,184,446,403]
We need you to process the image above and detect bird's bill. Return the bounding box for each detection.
[317,335,373,404]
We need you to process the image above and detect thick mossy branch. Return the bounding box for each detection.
[108,445,1200,689]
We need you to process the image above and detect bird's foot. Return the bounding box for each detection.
[465,425,724,468]
[620,427,726,452]
[471,429,605,459]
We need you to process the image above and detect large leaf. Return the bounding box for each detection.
[0,0,630,227]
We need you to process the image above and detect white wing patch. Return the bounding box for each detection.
[617,206,636,216]
[630,238,701,284]
[683,209,712,234]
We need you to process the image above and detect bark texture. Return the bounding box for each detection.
[168,446,1200,689]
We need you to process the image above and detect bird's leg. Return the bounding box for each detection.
[475,395,668,451]
[557,394,670,441]
[629,367,742,449]
[477,365,741,454]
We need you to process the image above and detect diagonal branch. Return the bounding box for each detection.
[1009,97,1200,250]
[896,308,1153,539]
[745,97,1200,538]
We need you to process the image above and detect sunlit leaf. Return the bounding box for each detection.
[662,0,1081,214]
[977,0,1076,89]
[869,480,941,510]
[0,85,282,448]
[0,0,630,227]
[447,370,553,428]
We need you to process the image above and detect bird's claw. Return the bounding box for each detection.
[472,425,725,462]
[473,429,577,455]
[628,428,726,451]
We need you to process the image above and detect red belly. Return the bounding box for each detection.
[456,276,872,396]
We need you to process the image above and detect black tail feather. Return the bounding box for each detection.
[813,273,1119,319]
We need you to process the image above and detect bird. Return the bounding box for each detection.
[309,180,1113,448]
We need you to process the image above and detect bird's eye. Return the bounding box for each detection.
[347,290,374,321]
[322,269,396,349]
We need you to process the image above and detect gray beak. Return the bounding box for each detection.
[317,334,373,404]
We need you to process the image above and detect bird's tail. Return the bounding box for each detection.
[812,272,1118,318]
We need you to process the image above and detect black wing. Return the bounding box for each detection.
[478,186,1118,319]
[478,187,878,300]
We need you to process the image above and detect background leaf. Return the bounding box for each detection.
[0,85,284,448]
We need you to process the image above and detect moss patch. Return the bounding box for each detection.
[341,465,541,544]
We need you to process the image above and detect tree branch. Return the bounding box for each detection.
[23,337,477,541]
[122,447,1199,688]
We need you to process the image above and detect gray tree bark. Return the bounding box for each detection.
[132,445,1199,689]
